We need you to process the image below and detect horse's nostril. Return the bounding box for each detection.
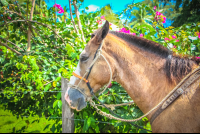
[65,87,71,105]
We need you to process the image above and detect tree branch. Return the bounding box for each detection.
[69,0,78,34]
[0,42,22,55]
[54,0,57,43]
[73,0,86,42]
[0,10,72,47]
[27,0,36,52]
[0,37,24,51]
[1,19,72,46]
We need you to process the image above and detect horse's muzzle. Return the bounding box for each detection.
[65,87,87,111]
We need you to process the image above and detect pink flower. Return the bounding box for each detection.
[109,23,112,25]
[197,32,200,39]
[196,57,200,59]
[156,11,161,16]
[172,35,176,39]
[8,17,11,19]
[58,8,64,13]
[53,4,64,14]
[56,4,61,9]
[153,6,156,10]
[140,34,143,37]
[162,17,166,23]
[176,40,179,42]
[101,16,105,20]
[97,20,102,25]
[119,28,137,36]
[173,45,176,48]
[164,37,170,41]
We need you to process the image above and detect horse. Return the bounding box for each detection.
[65,20,200,132]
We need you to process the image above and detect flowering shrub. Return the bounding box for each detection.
[53,4,64,14]
[0,1,200,133]
[195,31,200,39]
[155,11,166,23]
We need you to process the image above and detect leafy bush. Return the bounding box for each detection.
[0,0,199,133]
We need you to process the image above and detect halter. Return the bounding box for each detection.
[68,40,113,97]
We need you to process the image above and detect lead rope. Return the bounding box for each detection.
[89,66,200,122]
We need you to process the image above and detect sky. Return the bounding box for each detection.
[45,0,143,13]
[44,0,172,27]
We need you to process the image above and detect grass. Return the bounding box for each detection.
[0,105,57,133]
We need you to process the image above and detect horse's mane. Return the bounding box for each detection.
[109,31,199,84]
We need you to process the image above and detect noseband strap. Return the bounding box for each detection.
[72,72,89,83]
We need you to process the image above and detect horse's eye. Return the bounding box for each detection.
[80,56,89,62]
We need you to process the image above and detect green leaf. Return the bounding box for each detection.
[57,92,61,100]
[43,124,51,131]
[53,100,58,108]
[27,86,33,90]
[44,83,52,91]
[95,126,99,133]
[139,129,147,133]
[1,0,8,6]
[51,124,56,133]
[83,111,88,119]
[83,119,89,132]
[87,117,91,127]
[12,127,15,133]
[158,25,168,34]
[57,100,62,109]
[55,76,61,82]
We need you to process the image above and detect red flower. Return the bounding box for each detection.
[108,83,112,88]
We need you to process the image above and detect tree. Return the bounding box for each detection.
[128,3,154,28]
[171,0,200,27]
[159,0,200,27]
[100,4,123,28]
[142,0,180,20]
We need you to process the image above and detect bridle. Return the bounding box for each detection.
[68,40,113,97]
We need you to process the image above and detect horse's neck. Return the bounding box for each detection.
[106,35,175,119]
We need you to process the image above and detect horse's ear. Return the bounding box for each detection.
[95,20,109,44]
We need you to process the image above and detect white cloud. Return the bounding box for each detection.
[86,5,100,13]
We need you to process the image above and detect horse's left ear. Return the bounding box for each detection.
[95,20,109,44]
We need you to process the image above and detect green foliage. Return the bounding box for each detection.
[0,0,200,133]
[172,0,200,27]
[0,105,54,133]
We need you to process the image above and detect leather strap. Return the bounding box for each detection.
[150,70,200,124]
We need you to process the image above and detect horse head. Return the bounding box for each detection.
[65,21,114,111]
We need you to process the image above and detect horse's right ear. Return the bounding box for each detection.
[95,20,109,44]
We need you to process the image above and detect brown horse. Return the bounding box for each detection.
[65,21,200,132]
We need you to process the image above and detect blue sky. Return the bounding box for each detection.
[44,0,172,27]
[45,0,143,13]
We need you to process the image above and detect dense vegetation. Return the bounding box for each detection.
[0,0,199,133]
